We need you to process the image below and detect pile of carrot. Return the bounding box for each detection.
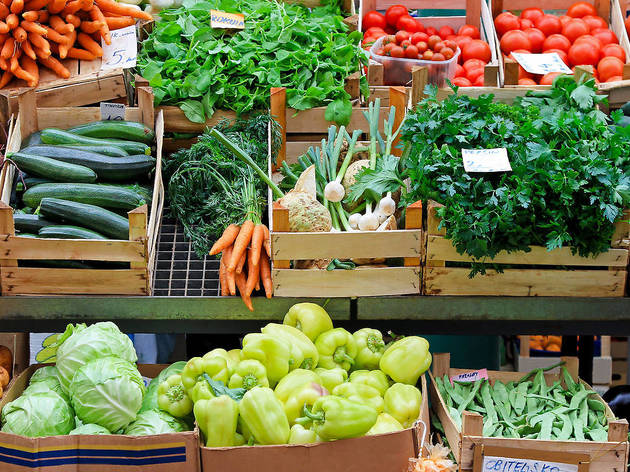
[210,221,273,312]
[0,0,152,88]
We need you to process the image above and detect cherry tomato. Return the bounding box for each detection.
[451,76,472,86]
[439,26,455,39]
[383,34,397,44]
[523,28,546,53]
[444,40,458,50]
[403,44,419,58]
[568,41,600,66]
[559,15,572,26]
[543,34,571,52]
[495,12,520,37]
[376,48,385,56]
[543,48,570,65]
[362,37,377,48]
[606,75,622,82]
[422,50,434,60]
[535,15,562,36]
[383,42,395,53]
[363,11,387,31]
[540,72,563,84]
[582,15,607,31]
[433,41,445,52]
[390,45,404,57]
[441,47,455,60]
[415,41,428,54]
[521,7,544,23]
[396,31,411,43]
[426,26,438,36]
[467,66,484,82]
[462,39,492,62]
[562,19,590,43]
[519,18,534,29]
[500,30,532,54]
[385,5,408,27]
[455,63,465,77]
[411,32,429,44]
[400,40,412,48]
[396,15,418,33]
[519,78,538,85]
[598,56,624,81]
[592,28,618,46]
[432,52,446,61]
[601,43,626,62]
[428,35,442,49]
[567,1,597,18]
[415,20,425,33]
[458,24,480,39]
[463,58,486,72]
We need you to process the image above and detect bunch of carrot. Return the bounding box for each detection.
[210,221,273,312]
[0,0,151,88]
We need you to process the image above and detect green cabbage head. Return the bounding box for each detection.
[124,410,189,436]
[1,392,75,437]
[69,424,111,435]
[29,366,59,385]
[23,376,69,403]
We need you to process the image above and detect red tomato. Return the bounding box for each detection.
[415,20,425,33]
[441,47,455,60]
[416,41,428,53]
[542,34,571,52]
[567,1,597,18]
[592,28,618,46]
[396,15,418,33]
[519,18,534,29]
[439,25,455,39]
[432,52,446,61]
[463,58,486,72]
[400,40,412,48]
[562,19,590,43]
[383,34,397,44]
[601,43,626,62]
[363,11,387,31]
[535,15,562,36]
[474,74,485,86]
[390,45,404,57]
[606,75,622,82]
[598,56,624,81]
[385,5,408,27]
[559,15,572,26]
[452,77,472,86]
[524,28,546,53]
[540,72,563,84]
[395,31,411,43]
[454,35,473,49]
[426,26,438,36]
[446,34,458,41]
[519,78,538,85]
[500,30,532,54]
[411,32,429,44]
[543,48,570,65]
[423,50,434,60]
[366,27,386,36]
[582,15,607,31]
[467,67,484,82]
[376,48,385,56]
[462,39,492,62]
[444,40,458,50]
[574,34,602,49]
[455,64,465,77]
[458,24,480,39]
[383,42,395,53]
[433,41,445,52]
[495,12,520,37]
[521,7,544,23]
[568,41,600,66]
[404,44,419,58]
[428,35,442,49]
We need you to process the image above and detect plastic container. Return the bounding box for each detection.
[370,36,460,87]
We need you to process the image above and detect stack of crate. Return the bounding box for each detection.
[612,337,629,386]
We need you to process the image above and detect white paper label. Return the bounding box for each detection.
[462,148,511,173]
[101,25,137,70]
[482,456,579,472]
[511,52,573,75]
[210,9,245,29]
[100,102,126,120]
[451,369,488,384]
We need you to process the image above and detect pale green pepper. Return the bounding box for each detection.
[296,395,377,440]
[227,349,242,366]
[316,328,357,371]
[353,328,386,370]
[288,424,319,444]
[274,369,320,403]
[204,348,238,377]
[283,303,333,342]
[241,333,291,386]
[332,382,384,413]
[190,379,215,403]
[367,413,404,435]
[384,383,422,428]
[194,395,239,447]
[157,374,193,418]
[234,432,245,446]
[314,367,347,393]
[379,336,431,385]
[239,387,290,445]
[284,382,329,425]
[262,323,319,370]
[181,355,229,395]
[228,359,269,390]
[349,370,390,396]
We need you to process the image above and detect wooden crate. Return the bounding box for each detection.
[0,88,164,296]
[430,353,629,472]
[266,87,422,297]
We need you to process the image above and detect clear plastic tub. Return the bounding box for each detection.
[369,36,460,87]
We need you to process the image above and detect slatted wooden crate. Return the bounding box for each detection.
[430,353,629,472]
[0,87,164,296]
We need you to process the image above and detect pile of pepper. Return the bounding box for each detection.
[155,302,433,446]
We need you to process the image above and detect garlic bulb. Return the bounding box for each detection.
[324,181,345,203]
[348,213,361,230]
[378,192,396,216]
[358,203,379,231]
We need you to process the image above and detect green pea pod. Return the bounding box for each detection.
[457,381,481,415]
[562,366,578,393]
[481,381,498,425]
[557,417,572,440]
[587,398,606,412]
[538,412,554,440]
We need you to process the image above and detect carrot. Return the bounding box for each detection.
[228,220,254,272]
[79,0,92,10]
[21,38,34,58]
[0,0,9,7]
[223,245,236,296]
[37,9,46,21]
[255,279,260,291]
[209,224,240,256]
[64,13,80,28]
[28,32,49,54]
[61,0,80,14]
[235,271,254,312]
[12,26,25,42]
[262,224,271,258]
[88,5,108,43]
[21,9,36,20]
[39,54,69,78]
[104,15,132,29]
[17,54,36,85]
[219,254,228,296]
[79,19,102,33]
[9,0,23,14]
[0,69,11,87]
[5,13,17,28]
[94,0,151,20]
[49,15,73,34]
[0,21,8,33]
[260,253,272,298]
[22,0,46,9]
[57,30,74,57]
[47,0,65,14]
[9,48,21,71]
[0,3,9,18]
[0,57,7,69]
[66,46,92,60]
[245,247,260,297]
[1,37,13,58]
[76,31,100,56]
[43,26,69,44]
[236,249,246,275]
[249,224,264,267]
[21,20,46,35]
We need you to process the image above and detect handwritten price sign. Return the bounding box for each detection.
[101,25,137,71]
[511,53,572,75]
[462,148,512,173]
[482,456,578,472]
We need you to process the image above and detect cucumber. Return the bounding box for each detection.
[13,213,54,233]
[38,225,108,239]
[22,131,42,147]
[40,128,151,155]
[39,198,129,240]
[21,146,155,181]
[23,183,146,210]
[53,144,129,157]
[622,101,630,116]
[69,121,155,144]
[8,152,97,183]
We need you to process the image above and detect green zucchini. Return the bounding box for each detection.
[24,177,53,187]
[40,128,151,155]
[21,146,155,181]
[38,225,108,239]
[53,144,129,157]
[8,152,97,183]
[17,233,37,238]
[23,183,146,210]
[22,131,42,147]
[39,198,129,240]
[69,121,155,144]
[622,101,630,116]
[13,213,54,233]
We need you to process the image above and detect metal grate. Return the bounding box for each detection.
[152,205,221,297]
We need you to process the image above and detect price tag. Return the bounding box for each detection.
[210,9,245,29]
[450,369,488,384]
[101,25,137,71]
[482,456,578,472]
[473,445,588,472]
[511,52,573,75]
[462,148,511,173]
[100,102,126,121]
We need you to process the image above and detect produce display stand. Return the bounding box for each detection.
[0,87,164,296]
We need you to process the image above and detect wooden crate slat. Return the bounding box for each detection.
[36,108,143,130]
[0,237,146,262]
[272,267,421,297]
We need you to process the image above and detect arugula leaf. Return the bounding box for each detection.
[180,100,206,123]
[325,99,352,126]
[203,373,245,402]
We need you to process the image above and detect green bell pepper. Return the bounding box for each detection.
[384,382,422,428]
[274,368,320,403]
[288,424,319,444]
[296,395,377,440]
[237,416,253,443]
[157,374,193,418]
[332,382,384,413]
[379,336,431,385]
[353,328,386,370]
[284,382,329,425]
[283,303,333,342]
[367,413,404,435]
[349,370,390,396]
[227,348,242,365]
[181,355,230,395]
[204,348,239,377]
[262,323,319,370]
[228,359,269,390]
[239,387,290,445]
[190,379,215,403]
[241,333,291,386]
[315,328,357,371]
[194,395,239,447]
[314,367,347,393]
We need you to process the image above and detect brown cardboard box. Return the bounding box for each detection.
[200,375,430,472]
[0,364,200,472]
[0,333,28,378]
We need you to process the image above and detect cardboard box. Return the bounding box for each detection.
[200,375,430,472]
[0,333,28,378]
[0,364,200,472]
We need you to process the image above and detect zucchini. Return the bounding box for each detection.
[17,233,37,238]
[40,128,151,155]
[22,131,42,147]
[13,213,54,233]
[622,101,630,116]
[53,144,129,157]
[69,121,155,144]
[24,177,53,187]
[8,152,97,183]
[23,183,146,210]
[39,198,129,240]
[38,225,108,239]
[21,146,155,181]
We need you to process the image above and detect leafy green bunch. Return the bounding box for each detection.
[400,76,630,275]
[138,0,366,125]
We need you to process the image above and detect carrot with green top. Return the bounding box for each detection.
[209,223,239,256]
[260,252,272,299]
[245,247,260,297]
[235,271,253,312]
